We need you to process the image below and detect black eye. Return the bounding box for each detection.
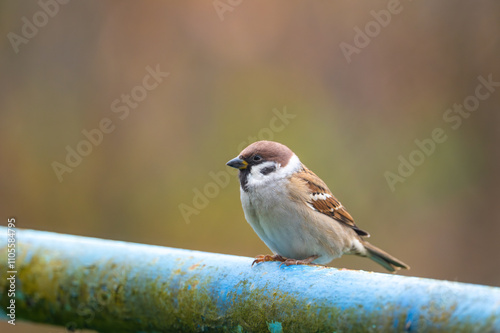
[253,155,262,162]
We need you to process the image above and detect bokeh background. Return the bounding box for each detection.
[1,1,500,331]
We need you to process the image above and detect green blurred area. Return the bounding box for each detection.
[1,2,500,329]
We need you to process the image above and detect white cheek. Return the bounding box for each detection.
[245,155,302,189]
[249,162,278,181]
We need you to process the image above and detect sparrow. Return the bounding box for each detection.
[226,140,409,272]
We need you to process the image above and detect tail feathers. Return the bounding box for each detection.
[362,241,410,272]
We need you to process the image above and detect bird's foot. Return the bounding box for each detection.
[280,255,320,266]
[252,254,286,266]
[252,254,321,267]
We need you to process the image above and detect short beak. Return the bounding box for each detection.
[226,156,248,169]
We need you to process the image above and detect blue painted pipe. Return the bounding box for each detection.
[0,227,499,332]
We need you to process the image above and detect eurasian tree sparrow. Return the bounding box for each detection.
[226,140,409,272]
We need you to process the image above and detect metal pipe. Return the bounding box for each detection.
[0,227,499,332]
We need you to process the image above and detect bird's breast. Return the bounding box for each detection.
[239,179,354,263]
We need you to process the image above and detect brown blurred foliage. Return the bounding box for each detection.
[1,1,500,330]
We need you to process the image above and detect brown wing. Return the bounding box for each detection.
[297,166,370,237]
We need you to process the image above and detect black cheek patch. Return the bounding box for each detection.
[260,165,276,175]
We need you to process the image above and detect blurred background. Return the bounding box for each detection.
[1,1,499,331]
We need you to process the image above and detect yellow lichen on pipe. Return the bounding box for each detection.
[1,227,500,332]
